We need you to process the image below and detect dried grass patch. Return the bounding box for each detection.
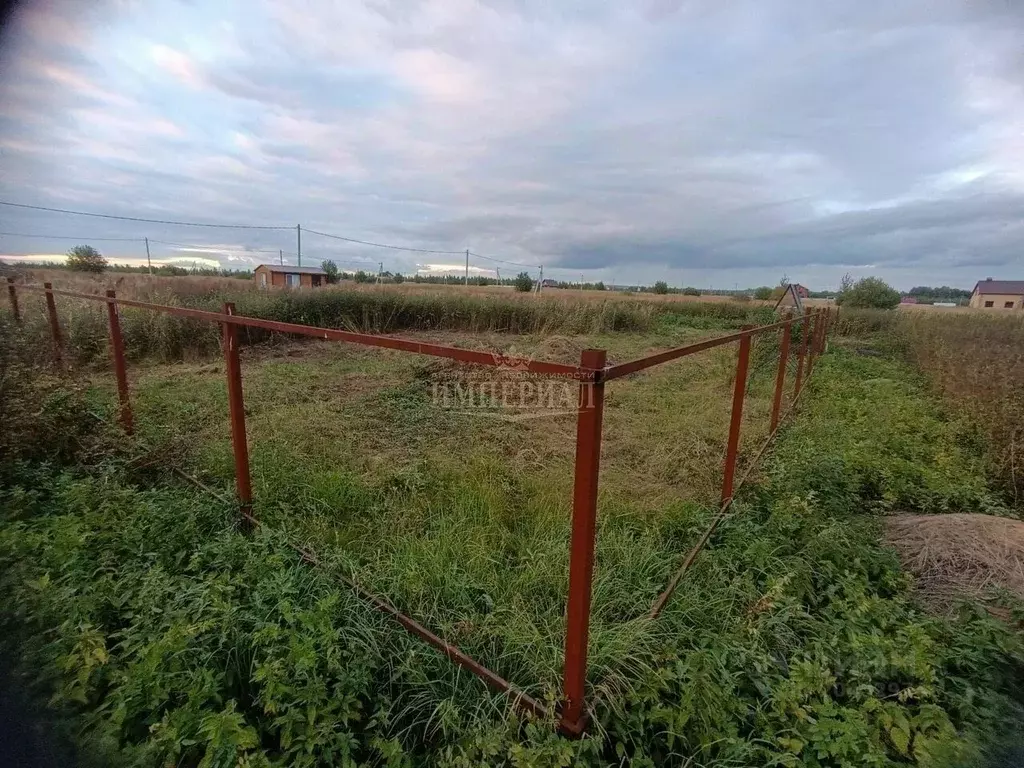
[885,513,1024,612]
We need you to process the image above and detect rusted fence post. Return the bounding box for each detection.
[561,348,607,734]
[105,290,133,434]
[721,326,753,505]
[793,308,811,394]
[6,277,19,324]
[809,311,822,374]
[812,310,825,360]
[770,313,793,432]
[43,282,62,367]
[222,302,253,527]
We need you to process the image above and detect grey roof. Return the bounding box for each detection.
[973,279,1024,295]
[258,264,327,275]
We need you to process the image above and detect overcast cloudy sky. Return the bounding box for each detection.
[1,0,1022,289]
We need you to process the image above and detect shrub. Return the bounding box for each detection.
[513,272,534,292]
[652,280,669,295]
[321,260,340,284]
[753,286,773,300]
[66,245,107,273]
[837,276,901,309]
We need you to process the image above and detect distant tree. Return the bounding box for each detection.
[594,281,606,291]
[321,260,340,284]
[836,276,901,309]
[682,286,701,296]
[66,244,107,273]
[392,272,405,284]
[513,272,534,292]
[753,286,773,300]
[354,270,373,283]
[908,285,971,301]
[653,280,669,295]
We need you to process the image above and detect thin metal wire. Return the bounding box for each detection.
[304,227,464,254]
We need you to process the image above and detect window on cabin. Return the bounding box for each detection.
[984,300,994,307]
[287,273,300,287]
[1006,301,1016,309]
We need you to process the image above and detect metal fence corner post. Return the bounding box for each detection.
[222,302,253,529]
[43,282,62,367]
[721,326,753,505]
[770,313,793,432]
[105,290,133,434]
[561,347,607,734]
[6,277,20,324]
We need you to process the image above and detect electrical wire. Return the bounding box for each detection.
[148,239,295,255]
[0,231,144,242]
[467,251,540,269]
[0,201,293,230]
[1,200,548,270]
[303,228,463,255]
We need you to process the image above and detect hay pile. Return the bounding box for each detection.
[885,513,1024,612]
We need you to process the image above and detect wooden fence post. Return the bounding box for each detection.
[6,277,19,324]
[105,291,133,434]
[222,302,253,527]
[721,326,753,504]
[561,348,607,734]
[43,282,62,367]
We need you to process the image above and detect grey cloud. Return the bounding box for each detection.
[1,0,1024,287]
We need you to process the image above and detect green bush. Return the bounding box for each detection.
[837,276,901,309]
[513,272,534,292]
[66,245,107,273]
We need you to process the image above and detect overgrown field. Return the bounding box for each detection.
[833,308,1024,510]
[2,303,1024,766]
[7,269,776,365]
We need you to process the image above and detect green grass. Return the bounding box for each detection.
[1,320,1023,766]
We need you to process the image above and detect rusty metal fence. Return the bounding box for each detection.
[5,277,833,735]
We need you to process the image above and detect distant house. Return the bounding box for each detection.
[969,278,1024,310]
[541,278,560,288]
[254,264,328,289]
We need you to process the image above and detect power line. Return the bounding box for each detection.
[304,227,463,255]
[0,201,293,230]
[148,239,295,255]
[468,251,540,269]
[0,231,144,242]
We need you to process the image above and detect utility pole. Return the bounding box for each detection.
[144,237,152,275]
[465,248,469,286]
[378,261,383,285]
[296,224,302,267]
[279,249,283,266]
[539,265,544,293]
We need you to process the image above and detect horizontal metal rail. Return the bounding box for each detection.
[604,311,821,382]
[17,284,586,379]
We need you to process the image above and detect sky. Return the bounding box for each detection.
[0,0,1022,290]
